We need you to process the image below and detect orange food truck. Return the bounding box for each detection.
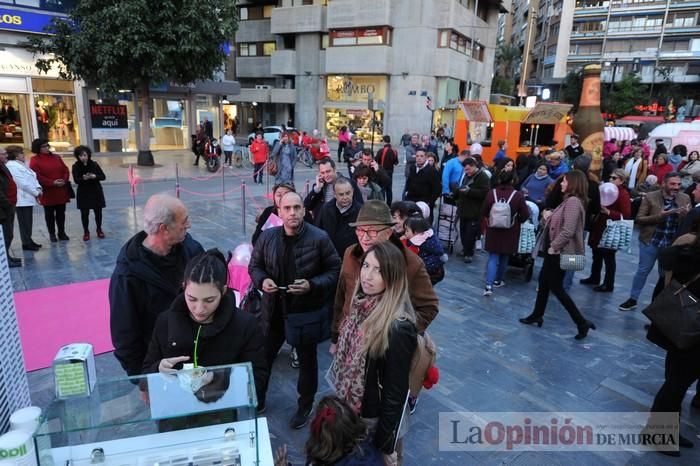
[454,101,574,165]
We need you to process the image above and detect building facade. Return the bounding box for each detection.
[230,0,505,141]
[504,0,699,100]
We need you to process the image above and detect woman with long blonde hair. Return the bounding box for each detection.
[328,241,417,466]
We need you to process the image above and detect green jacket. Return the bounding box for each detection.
[454,169,490,219]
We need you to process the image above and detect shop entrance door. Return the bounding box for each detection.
[0,93,32,149]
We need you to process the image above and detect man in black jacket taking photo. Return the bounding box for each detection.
[249,191,341,429]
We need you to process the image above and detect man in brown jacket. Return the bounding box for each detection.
[619,172,690,311]
[330,200,439,347]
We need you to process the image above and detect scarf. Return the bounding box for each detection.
[534,172,549,180]
[625,157,642,190]
[408,228,434,247]
[329,293,381,413]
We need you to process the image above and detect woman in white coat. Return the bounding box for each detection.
[5,145,42,251]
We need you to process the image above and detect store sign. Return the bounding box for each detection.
[327,76,386,104]
[0,8,56,34]
[90,104,129,140]
[522,103,572,125]
[459,101,492,123]
[0,46,60,77]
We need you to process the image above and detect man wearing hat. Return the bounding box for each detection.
[330,200,439,351]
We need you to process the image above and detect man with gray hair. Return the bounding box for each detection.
[109,193,204,376]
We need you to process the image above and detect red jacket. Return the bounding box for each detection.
[249,140,269,164]
[29,153,70,206]
[0,164,17,207]
[650,162,673,181]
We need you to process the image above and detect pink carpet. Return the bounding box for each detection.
[14,278,113,371]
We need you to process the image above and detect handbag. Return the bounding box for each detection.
[409,331,438,397]
[66,182,75,199]
[559,254,586,271]
[642,272,700,350]
[267,159,278,176]
[599,219,633,251]
[284,307,331,347]
[518,222,536,254]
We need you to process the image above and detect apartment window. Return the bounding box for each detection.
[669,13,697,28]
[437,29,483,61]
[263,42,276,56]
[329,27,392,46]
[321,34,329,50]
[662,40,689,52]
[238,43,276,57]
[239,5,274,20]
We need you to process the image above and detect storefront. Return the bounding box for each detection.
[0,46,84,152]
[324,75,387,143]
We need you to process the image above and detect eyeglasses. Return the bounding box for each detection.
[355,226,392,239]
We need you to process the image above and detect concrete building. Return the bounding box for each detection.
[230,0,506,141]
[504,0,699,99]
[568,0,700,93]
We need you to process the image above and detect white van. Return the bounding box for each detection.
[645,121,700,154]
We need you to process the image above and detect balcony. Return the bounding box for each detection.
[327,0,392,29]
[271,88,296,104]
[324,46,392,75]
[235,19,275,43]
[271,5,326,34]
[270,50,296,76]
[235,57,271,79]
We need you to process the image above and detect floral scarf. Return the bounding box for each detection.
[328,293,381,413]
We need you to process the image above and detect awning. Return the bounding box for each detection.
[458,101,492,123]
[522,103,572,125]
[604,126,637,141]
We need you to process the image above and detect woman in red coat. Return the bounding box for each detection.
[580,168,632,292]
[29,139,71,242]
[649,153,673,181]
[249,132,269,185]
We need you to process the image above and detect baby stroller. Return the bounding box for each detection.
[435,196,459,254]
[507,200,539,282]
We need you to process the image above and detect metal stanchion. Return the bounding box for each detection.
[241,181,247,235]
[222,164,226,202]
[175,163,180,198]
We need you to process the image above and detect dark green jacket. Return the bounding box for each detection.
[454,169,490,219]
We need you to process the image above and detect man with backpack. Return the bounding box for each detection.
[375,135,399,204]
[480,169,530,296]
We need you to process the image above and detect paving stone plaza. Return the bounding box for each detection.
[12,152,700,465]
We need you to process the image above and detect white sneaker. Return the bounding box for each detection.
[483,286,493,297]
[493,280,505,288]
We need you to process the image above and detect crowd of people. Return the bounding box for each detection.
[0,139,107,268]
[4,123,696,462]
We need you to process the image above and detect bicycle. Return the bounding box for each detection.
[296,146,314,168]
[233,145,254,169]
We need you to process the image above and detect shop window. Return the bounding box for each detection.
[263,42,276,56]
[519,124,555,147]
[325,108,383,145]
[0,94,30,148]
[33,95,80,150]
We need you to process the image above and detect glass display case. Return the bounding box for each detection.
[33,363,273,465]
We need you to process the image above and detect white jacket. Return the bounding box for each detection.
[5,160,41,207]
[221,134,236,151]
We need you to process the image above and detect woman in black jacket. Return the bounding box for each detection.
[71,145,106,241]
[648,224,700,457]
[328,241,417,464]
[142,249,268,404]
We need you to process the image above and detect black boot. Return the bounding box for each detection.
[519,315,543,327]
[575,321,596,340]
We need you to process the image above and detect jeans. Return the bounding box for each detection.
[383,171,394,205]
[563,270,574,291]
[80,208,103,232]
[262,310,318,409]
[486,253,509,286]
[15,206,34,246]
[531,253,587,328]
[253,163,265,183]
[630,241,662,301]
[223,150,233,165]
[459,218,480,257]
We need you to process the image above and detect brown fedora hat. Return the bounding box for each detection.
[349,200,397,227]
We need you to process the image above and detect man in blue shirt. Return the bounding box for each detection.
[494,140,507,160]
[442,149,471,200]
